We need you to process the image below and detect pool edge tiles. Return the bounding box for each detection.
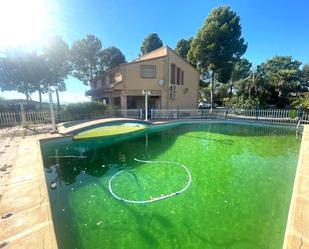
[283,125,309,249]
[0,134,59,249]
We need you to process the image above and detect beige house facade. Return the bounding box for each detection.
[87,46,200,110]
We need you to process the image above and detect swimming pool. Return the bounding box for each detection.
[40,121,301,249]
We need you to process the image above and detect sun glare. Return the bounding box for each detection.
[0,0,54,49]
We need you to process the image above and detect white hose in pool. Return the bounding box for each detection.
[108,158,192,204]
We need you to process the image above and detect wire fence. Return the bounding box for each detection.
[1,108,308,129]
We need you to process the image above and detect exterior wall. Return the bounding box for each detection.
[121,57,167,95]
[165,49,199,109]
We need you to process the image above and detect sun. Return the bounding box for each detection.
[0,0,53,49]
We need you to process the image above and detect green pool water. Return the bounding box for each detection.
[41,122,301,249]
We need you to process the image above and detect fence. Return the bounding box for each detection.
[0,109,142,128]
[227,108,309,124]
[151,108,309,124]
[1,108,309,128]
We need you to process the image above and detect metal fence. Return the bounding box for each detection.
[227,108,309,124]
[1,108,309,128]
[0,109,142,128]
[151,108,309,124]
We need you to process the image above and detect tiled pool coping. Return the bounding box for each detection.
[0,120,308,249]
[283,125,309,249]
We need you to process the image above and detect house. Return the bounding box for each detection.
[87,46,200,110]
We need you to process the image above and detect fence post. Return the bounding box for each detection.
[201,108,204,119]
[139,109,143,119]
[20,104,27,127]
[256,107,259,121]
[150,109,154,119]
[48,86,57,131]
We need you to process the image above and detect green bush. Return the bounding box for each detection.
[291,93,309,110]
[230,96,260,109]
[289,109,297,119]
[64,101,108,115]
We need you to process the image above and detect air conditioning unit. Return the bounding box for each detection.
[170,85,176,99]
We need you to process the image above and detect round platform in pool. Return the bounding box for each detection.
[73,123,147,140]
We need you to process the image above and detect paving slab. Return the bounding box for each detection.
[0,134,58,249]
[284,125,309,249]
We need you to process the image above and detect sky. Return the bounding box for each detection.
[1,0,309,103]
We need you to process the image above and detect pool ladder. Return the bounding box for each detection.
[296,119,302,138]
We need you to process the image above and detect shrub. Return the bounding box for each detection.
[64,101,108,115]
[230,96,260,109]
[291,93,309,110]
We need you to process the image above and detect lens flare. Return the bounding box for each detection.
[0,0,57,49]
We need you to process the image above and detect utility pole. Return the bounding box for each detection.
[48,84,57,131]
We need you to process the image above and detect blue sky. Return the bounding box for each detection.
[2,0,309,102]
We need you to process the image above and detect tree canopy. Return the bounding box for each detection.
[0,50,45,100]
[101,46,126,71]
[70,34,104,85]
[188,6,247,107]
[175,38,193,59]
[258,56,302,107]
[0,37,71,105]
[140,33,163,55]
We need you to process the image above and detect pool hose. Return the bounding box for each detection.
[108,158,192,204]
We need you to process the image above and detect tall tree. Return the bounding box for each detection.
[228,58,252,100]
[0,50,43,100]
[175,38,193,59]
[300,63,309,92]
[140,33,163,55]
[188,6,247,109]
[258,56,302,107]
[43,36,71,110]
[101,46,126,71]
[70,34,104,85]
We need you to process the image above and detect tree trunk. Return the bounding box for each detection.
[55,89,61,111]
[25,92,29,101]
[210,70,215,112]
[38,88,43,110]
[228,82,233,101]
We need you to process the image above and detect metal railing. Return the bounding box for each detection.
[0,109,142,128]
[227,108,309,124]
[151,108,309,124]
[151,108,227,120]
[1,108,308,128]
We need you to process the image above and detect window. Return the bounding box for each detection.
[171,64,176,84]
[140,65,156,78]
[181,70,184,85]
[176,67,181,85]
[127,96,137,109]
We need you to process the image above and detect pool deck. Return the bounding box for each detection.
[0,133,59,249]
[0,119,308,249]
[284,125,309,249]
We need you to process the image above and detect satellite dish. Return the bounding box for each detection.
[158,79,164,86]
